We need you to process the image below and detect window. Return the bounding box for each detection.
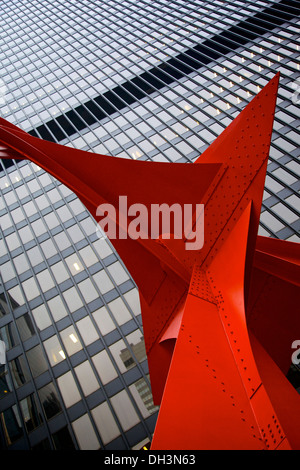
[26,344,48,378]
[0,405,24,445]
[9,355,31,388]
[16,313,35,341]
[93,270,114,295]
[65,253,84,275]
[0,322,19,349]
[1,261,15,283]
[107,261,129,285]
[62,287,83,313]
[92,306,116,336]
[57,371,81,408]
[27,246,44,266]
[107,297,132,325]
[22,277,40,301]
[92,238,113,258]
[44,335,66,366]
[78,245,98,267]
[67,224,84,244]
[53,231,71,250]
[19,394,42,432]
[13,253,30,275]
[91,402,120,445]
[38,382,62,420]
[129,377,158,418]
[92,349,118,385]
[76,316,99,346]
[50,261,69,284]
[109,339,130,374]
[60,326,82,357]
[77,278,99,303]
[47,296,68,322]
[74,361,99,396]
[72,414,100,450]
[40,239,57,258]
[110,390,139,431]
[32,304,52,330]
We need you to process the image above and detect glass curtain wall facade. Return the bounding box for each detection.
[0,0,299,450]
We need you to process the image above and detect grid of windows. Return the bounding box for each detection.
[0,0,299,450]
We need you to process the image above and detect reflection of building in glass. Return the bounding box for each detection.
[120,337,159,416]
[120,335,147,370]
[0,0,299,450]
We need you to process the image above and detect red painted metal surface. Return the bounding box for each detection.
[0,72,299,449]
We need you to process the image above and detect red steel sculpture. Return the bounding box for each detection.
[0,72,299,449]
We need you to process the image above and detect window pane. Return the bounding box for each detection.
[93,270,114,295]
[74,361,99,396]
[76,316,99,346]
[125,330,147,364]
[0,322,19,349]
[44,335,65,366]
[13,253,30,275]
[77,278,98,303]
[52,426,75,450]
[1,405,24,445]
[47,296,68,322]
[92,306,115,336]
[110,390,139,431]
[78,245,98,267]
[107,261,129,285]
[32,304,52,330]
[38,382,62,419]
[50,261,69,284]
[16,313,35,342]
[72,414,100,450]
[27,246,44,266]
[36,270,55,292]
[107,297,132,325]
[26,344,48,378]
[60,326,82,356]
[65,253,84,275]
[129,377,159,418]
[109,339,130,374]
[57,371,81,408]
[22,277,40,301]
[62,287,83,313]
[92,349,118,385]
[9,355,31,388]
[91,402,120,445]
[19,394,42,432]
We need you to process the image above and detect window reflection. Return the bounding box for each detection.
[16,313,35,342]
[60,326,82,357]
[0,292,13,317]
[44,335,66,367]
[0,322,19,349]
[26,345,48,378]
[0,405,23,446]
[51,426,75,450]
[19,393,42,432]
[9,355,31,388]
[38,382,62,420]
[129,376,159,418]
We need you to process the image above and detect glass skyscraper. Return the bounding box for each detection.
[0,0,299,450]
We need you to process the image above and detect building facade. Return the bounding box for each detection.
[0,0,299,450]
